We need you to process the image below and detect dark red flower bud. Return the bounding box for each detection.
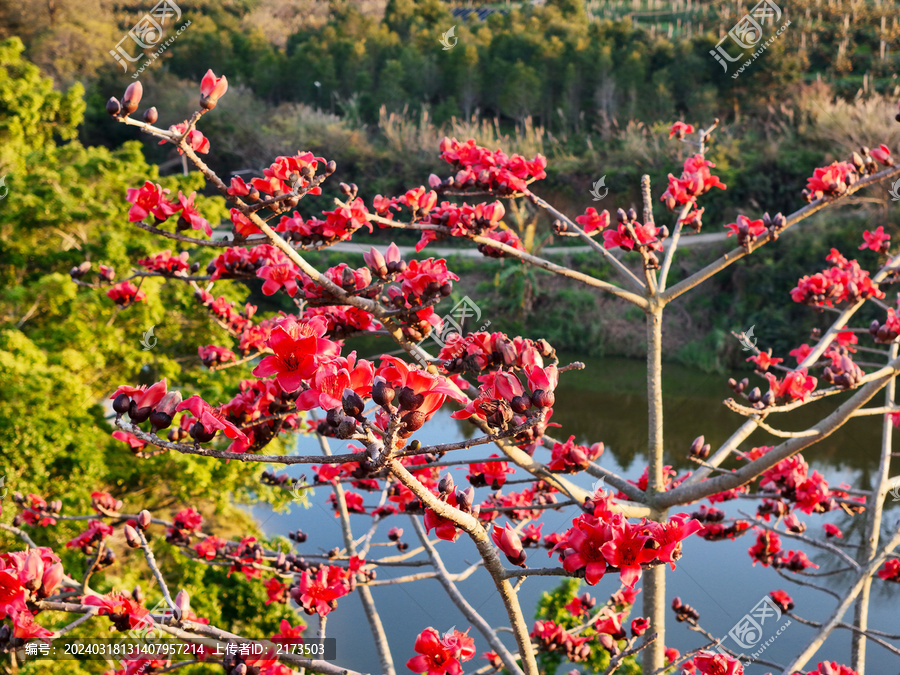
[107,96,122,116]
[372,377,395,408]
[336,417,358,438]
[342,389,365,417]
[400,410,426,434]
[122,82,142,115]
[129,399,153,424]
[113,393,132,415]
[531,389,555,408]
[142,107,158,124]
[190,421,216,443]
[398,387,425,411]
[510,395,531,414]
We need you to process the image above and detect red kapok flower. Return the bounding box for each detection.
[406,627,474,675]
[769,589,794,612]
[106,281,147,306]
[859,226,890,253]
[199,69,228,108]
[669,121,695,139]
[491,523,526,567]
[692,651,744,675]
[252,315,339,393]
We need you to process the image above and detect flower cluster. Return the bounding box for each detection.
[552,490,701,587]
[660,154,727,210]
[530,620,592,662]
[0,547,64,641]
[790,249,883,308]
[480,482,557,523]
[407,627,475,675]
[434,137,547,196]
[106,281,147,306]
[747,531,819,571]
[137,250,190,276]
[803,161,858,202]
[723,213,786,248]
[275,198,371,246]
[438,331,554,375]
[602,208,664,257]
[11,493,61,527]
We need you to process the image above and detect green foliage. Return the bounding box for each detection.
[534,578,640,675]
[0,37,84,173]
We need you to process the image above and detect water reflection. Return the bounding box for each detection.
[249,357,899,674]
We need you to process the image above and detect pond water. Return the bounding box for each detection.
[248,356,900,674]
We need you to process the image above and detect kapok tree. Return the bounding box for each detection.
[3,72,900,675]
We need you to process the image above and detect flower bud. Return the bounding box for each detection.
[124,524,142,548]
[190,421,217,443]
[150,391,182,431]
[342,389,365,417]
[23,551,44,589]
[122,81,143,115]
[398,387,425,411]
[510,395,531,414]
[174,589,190,618]
[438,473,455,495]
[689,435,706,458]
[106,96,121,116]
[113,393,132,416]
[456,486,474,512]
[531,389,555,408]
[336,417,358,439]
[39,563,64,598]
[372,377,395,408]
[129,399,153,424]
[364,247,388,278]
[137,510,152,530]
[142,107,158,124]
[400,410,426,434]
